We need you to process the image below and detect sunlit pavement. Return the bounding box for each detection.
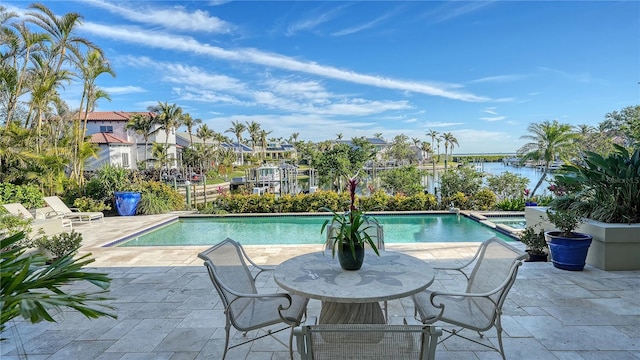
[3,214,639,359]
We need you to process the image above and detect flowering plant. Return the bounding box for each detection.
[321,176,380,260]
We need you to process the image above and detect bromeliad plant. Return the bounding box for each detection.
[321,176,380,260]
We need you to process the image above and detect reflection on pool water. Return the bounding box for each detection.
[487,217,527,230]
[116,214,515,247]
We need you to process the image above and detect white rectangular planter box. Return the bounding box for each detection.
[525,207,640,271]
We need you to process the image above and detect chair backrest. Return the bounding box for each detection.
[43,196,72,213]
[466,237,527,323]
[2,203,34,219]
[295,323,441,360]
[197,238,258,319]
[324,222,384,251]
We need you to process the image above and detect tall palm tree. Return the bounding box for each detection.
[225,120,246,166]
[427,129,439,173]
[182,113,201,147]
[420,141,432,165]
[246,121,261,155]
[517,120,579,197]
[441,132,458,172]
[4,22,50,127]
[260,129,272,161]
[147,102,183,170]
[196,124,214,145]
[374,132,383,139]
[125,113,154,163]
[336,133,343,140]
[26,3,102,77]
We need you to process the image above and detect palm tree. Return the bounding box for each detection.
[260,129,272,161]
[125,113,154,163]
[149,101,183,168]
[246,121,261,152]
[74,49,114,184]
[196,123,214,145]
[517,120,579,197]
[374,133,383,139]
[225,120,246,166]
[26,3,102,77]
[4,22,50,127]
[420,141,432,165]
[441,132,458,172]
[182,113,202,147]
[427,129,439,173]
[336,133,343,140]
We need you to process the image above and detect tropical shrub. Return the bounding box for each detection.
[0,183,44,209]
[379,165,425,196]
[439,166,483,199]
[1,232,116,333]
[136,192,172,215]
[554,145,640,223]
[486,171,529,201]
[469,188,497,211]
[442,191,469,209]
[519,226,547,255]
[35,231,83,259]
[73,196,111,212]
[495,197,526,211]
[0,214,33,246]
[136,180,184,213]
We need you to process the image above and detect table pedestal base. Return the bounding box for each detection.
[319,301,385,324]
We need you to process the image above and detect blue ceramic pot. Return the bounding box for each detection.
[114,191,142,216]
[544,231,592,271]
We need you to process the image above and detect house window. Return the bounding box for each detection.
[100,125,113,133]
[122,153,130,167]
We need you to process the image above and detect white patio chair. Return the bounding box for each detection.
[198,238,309,360]
[43,196,104,224]
[294,317,441,360]
[412,237,527,360]
[2,203,72,234]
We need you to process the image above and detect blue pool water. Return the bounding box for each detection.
[117,214,514,247]
[488,217,527,230]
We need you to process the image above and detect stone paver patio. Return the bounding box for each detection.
[2,214,639,359]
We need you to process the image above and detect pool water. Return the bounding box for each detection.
[117,214,514,247]
[487,217,527,230]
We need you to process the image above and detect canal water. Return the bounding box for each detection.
[423,162,554,196]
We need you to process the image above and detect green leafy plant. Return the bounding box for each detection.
[321,177,380,260]
[519,226,548,255]
[1,232,116,334]
[73,196,111,212]
[35,231,83,259]
[554,144,640,223]
[545,207,583,237]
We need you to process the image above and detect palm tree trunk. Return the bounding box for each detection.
[530,162,549,198]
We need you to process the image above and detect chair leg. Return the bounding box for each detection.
[223,322,231,360]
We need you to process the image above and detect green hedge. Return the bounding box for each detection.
[0,183,44,209]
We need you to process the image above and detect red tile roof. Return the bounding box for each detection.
[89,132,132,145]
[85,111,155,121]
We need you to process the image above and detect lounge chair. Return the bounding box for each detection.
[294,317,441,360]
[411,237,527,360]
[198,238,309,360]
[2,203,72,236]
[43,196,104,225]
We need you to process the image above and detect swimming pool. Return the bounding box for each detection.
[115,214,515,247]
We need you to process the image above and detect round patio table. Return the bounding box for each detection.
[274,251,434,324]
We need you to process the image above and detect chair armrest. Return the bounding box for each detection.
[45,210,65,219]
[69,207,81,212]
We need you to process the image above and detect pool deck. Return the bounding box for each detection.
[3,213,640,359]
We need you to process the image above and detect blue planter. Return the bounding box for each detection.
[114,191,141,216]
[544,231,592,271]
[525,201,538,206]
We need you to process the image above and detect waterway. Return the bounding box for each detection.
[422,162,554,196]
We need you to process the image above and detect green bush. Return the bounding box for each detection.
[469,188,497,211]
[442,192,469,209]
[136,180,184,214]
[0,183,44,209]
[35,231,83,259]
[495,198,525,211]
[73,196,111,212]
[137,192,172,215]
[0,214,33,246]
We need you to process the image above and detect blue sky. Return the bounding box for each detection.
[6,1,639,153]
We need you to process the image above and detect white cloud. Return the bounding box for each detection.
[483,107,497,115]
[286,5,347,36]
[83,0,233,33]
[102,86,146,95]
[331,8,400,36]
[424,121,465,128]
[469,74,528,83]
[480,116,506,122]
[81,22,490,102]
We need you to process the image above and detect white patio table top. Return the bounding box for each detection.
[274,250,434,324]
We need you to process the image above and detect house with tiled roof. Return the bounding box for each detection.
[84,111,177,170]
